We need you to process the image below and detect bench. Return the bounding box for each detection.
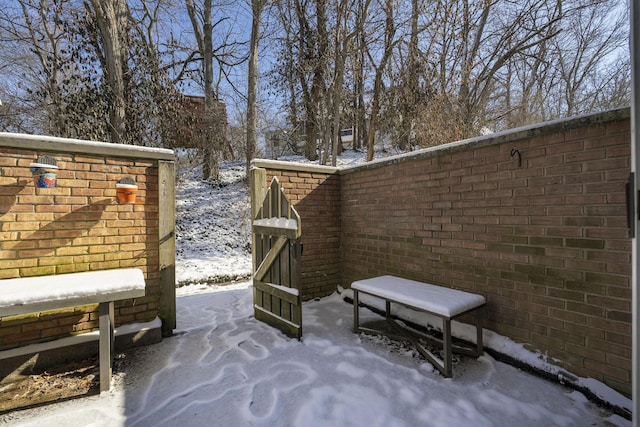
[352,275,486,378]
[0,268,146,392]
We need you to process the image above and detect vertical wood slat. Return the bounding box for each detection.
[291,238,302,328]
[271,234,281,286]
[279,241,291,320]
[265,234,273,310]
[281,195,289,220]
[269,179,278,217]
[254,234,265,308]
[264,191,271,218]
[263,235,272,282]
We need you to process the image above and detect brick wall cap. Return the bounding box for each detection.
[251,159,339,174]
[0,133,175,161]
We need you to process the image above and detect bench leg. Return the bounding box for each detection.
[353,290,360,332]
[99,301,115,392]
[385,300,391,320]
[443,318,452,378]
[475,306,483,357]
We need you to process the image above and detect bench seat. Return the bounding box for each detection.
[0,268,146,391]
[352,275,486,378]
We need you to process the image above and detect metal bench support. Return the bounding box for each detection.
[353,288,485,378]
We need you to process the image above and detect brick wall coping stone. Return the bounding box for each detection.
[251,159,339,174]
[339,107,630,175]
[0,132,175,161]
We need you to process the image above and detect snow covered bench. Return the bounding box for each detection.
[352,275,486,377]
[0,268,146,392]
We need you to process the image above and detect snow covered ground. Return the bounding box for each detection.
[175,161,252,285]
[0,155,634,426]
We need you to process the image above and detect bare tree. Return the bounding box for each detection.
[396,0,420,151]
[550,0,628,117]
[6,0,625,162]
[185,0,245,179]
[246,0,267,174]
[89,0,130,144]
[365,0,397,161]
[352,0,367,151]
[397,0,565,146]
[187,0,218,178]
[0,0,234,151]
[0,1,74,135]
[326,0,368,166]
[292,0,329,161]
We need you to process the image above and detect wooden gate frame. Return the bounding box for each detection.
[251,169,303,338]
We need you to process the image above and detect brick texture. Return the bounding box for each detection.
[263,169,341,300]
[0,147,162,351]
[258,108,633,396]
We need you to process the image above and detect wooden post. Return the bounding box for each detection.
[99,301,115,392]
[250,166,266,272]
[159,160,176,336]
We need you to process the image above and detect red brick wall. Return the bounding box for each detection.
[341,109,631,395]
[256,108,633,396]
[0,137,173,350]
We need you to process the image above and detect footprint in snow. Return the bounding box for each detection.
[248,364,316,419]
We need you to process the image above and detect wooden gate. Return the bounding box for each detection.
[251,175,302,338]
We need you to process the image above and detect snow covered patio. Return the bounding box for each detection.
[0,281,629,426]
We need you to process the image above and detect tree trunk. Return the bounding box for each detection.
[186,0,220,180]
[399,0,419,151]
[330,62,343,167]
[355,17,366,151]
[309,0,328,162]
[247,0,265,176]
[202,0,219,179]
[90,0,129,144]
[366,0,394,161]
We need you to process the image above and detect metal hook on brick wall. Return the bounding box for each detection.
[510,148,522,167]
